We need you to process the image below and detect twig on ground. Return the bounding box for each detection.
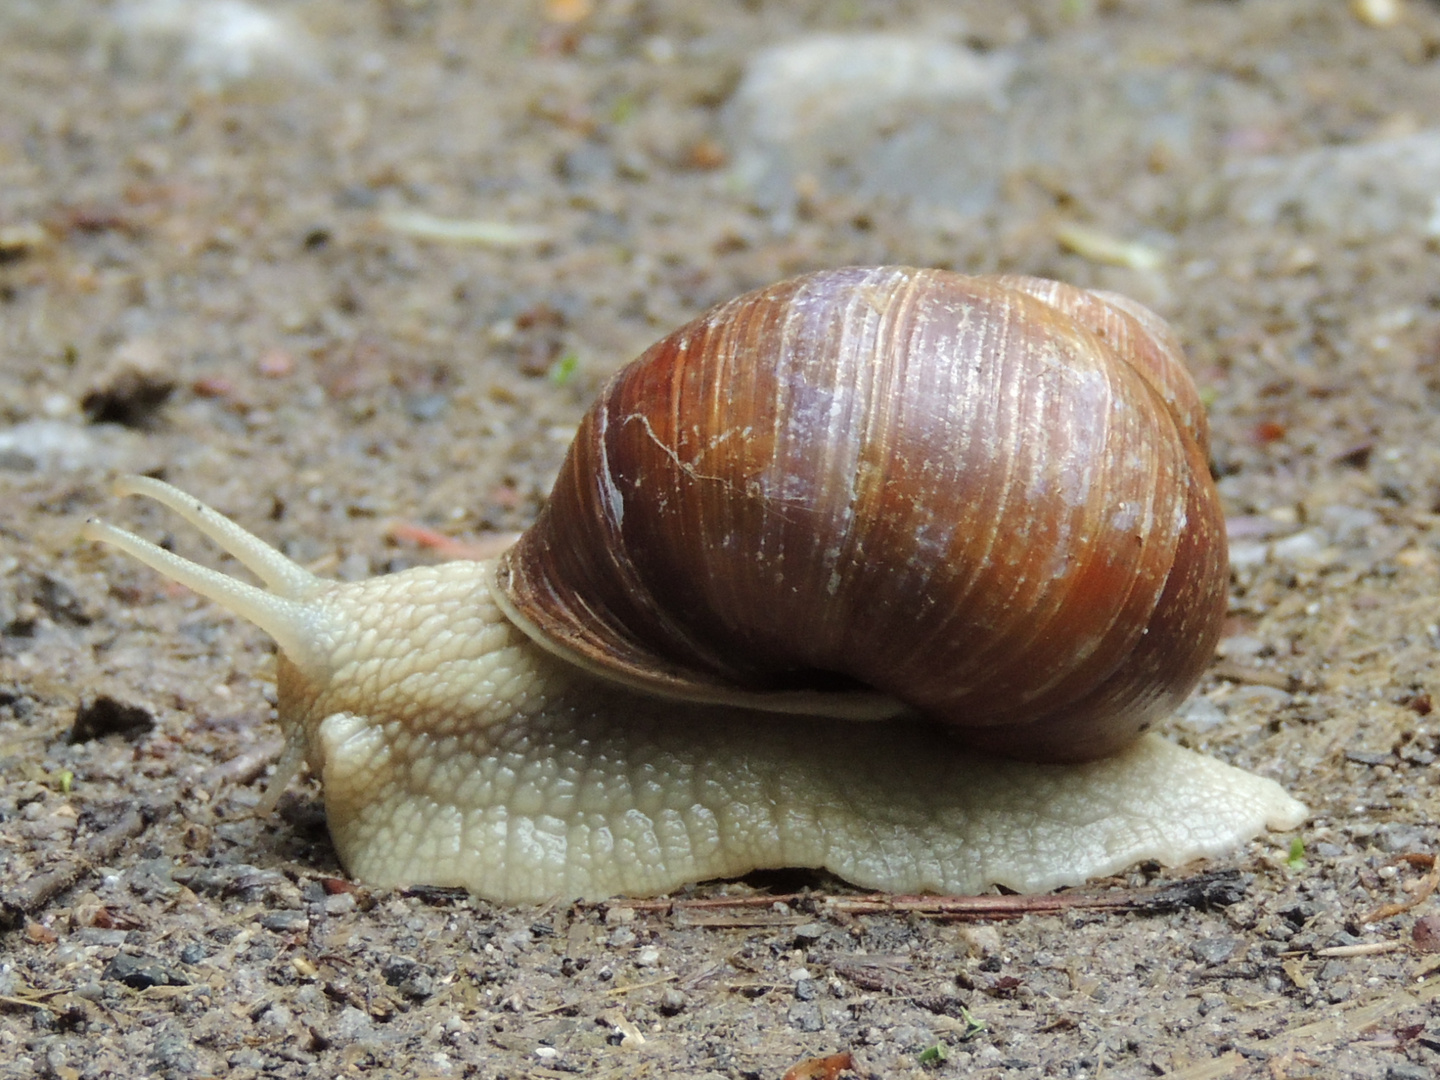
[607,869,1248,923]
[0,805,154,931]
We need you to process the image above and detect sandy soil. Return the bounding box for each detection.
[4,1,1440,1077]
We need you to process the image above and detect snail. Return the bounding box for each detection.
[84,266,1305,903]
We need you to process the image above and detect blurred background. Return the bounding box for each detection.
[3,2,1440,1078]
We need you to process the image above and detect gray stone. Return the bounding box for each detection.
[111,0,323,90]
[1375,822,1430,854]
[103,952,189,990]
[1191,936,1240,965]
[0,421,101,473]
[724,29,1279,230]
[258,910,309,934]
[792,921,829,945]
[1223,131,1440,241]
[786,1000,824,1032]
[333,1005,375,1041]
[1175,697,1227,733]
[725,34,1014,219]
[1197,991,1226,1016]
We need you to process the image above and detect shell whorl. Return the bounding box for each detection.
[495,266,1227,762]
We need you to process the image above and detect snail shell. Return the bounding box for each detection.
[497,266,1227,762]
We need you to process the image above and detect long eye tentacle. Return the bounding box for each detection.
[109,475,317,596]
[82,475,331,684]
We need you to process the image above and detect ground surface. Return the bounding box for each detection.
[4,1,1440,1077]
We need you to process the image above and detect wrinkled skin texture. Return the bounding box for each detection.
[281,560,1303,902]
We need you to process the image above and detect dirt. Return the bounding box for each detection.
[4,1,1440,1077]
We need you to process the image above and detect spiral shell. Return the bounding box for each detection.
[495,266,1226,762]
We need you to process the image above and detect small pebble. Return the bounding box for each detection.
[891,1024,938,1052]
[112,0,321,89]
[1196,991,1226,1016]
[0,421,101,473]
[1228,685,1291,707]
[793,921,828,945]
[604,905,636,927]
[1269,529,1328,565]
[228,1050,267,1070]
[1319,504,1379,543]
[103,953,189,989]
[1317,959,1347,984]
[72,982,106,1002]
[786,1000,823,1032]
[333,1005,375,1041]
[1374,822,1431,853]
[1216,634,1266,659]
[1351,0,1402,28]
[1175,697,1226,733]
[1190,936,1240,965]
[406,393,449,422]
[381,957,436,1000]
[380,956,418,985]
[959,925,1002,957]
[259,911,309,934]
[1227,540,1268,569]
[1411,915,1440,953]
[256,1003,292,1033]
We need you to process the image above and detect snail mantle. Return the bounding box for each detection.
[84,267,1306,903]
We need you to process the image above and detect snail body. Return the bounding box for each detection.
[86,267,1305,902]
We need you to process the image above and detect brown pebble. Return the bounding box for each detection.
[192,375,237,398]
[1412,915,1440,953]
[687,138,728,170]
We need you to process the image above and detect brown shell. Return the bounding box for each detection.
[495,267,1227,762]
